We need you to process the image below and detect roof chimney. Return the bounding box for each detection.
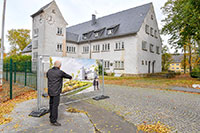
[92,14,96,25]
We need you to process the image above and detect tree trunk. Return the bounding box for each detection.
[189,43,192,73]
[184,45,186,74]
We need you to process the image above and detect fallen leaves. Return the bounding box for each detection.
[103,74,200,89]
[137,121,171,133]
[66,107,88,115]
[0,90,37,125]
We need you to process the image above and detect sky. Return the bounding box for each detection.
[0,0,170,53]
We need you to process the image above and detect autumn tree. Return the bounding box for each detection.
[162,45,172,71]
[161,0,200,72]
[7,29,31,55]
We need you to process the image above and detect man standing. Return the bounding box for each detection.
[47,60,72,126]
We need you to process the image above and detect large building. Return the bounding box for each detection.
[169,54,189,73]
[26,0,162,74]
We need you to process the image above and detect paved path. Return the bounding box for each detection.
[167,86,200,93]
[69,101,138,133]
[0,93,138,133]
[89,85,200,132]
[0,99,95,133]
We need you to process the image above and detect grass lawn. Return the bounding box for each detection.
[100,74,200,89]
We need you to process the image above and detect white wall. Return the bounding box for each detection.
[66,36,138,74]
[136,5,162,74]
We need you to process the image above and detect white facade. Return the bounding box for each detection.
[31,2,162,74]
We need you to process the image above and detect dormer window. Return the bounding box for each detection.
[82,31,94,40]
[107,24,120,35]
[82,35,87,40]
[94,32,99,38]
[94,28,105,38]
[107,29,112,35]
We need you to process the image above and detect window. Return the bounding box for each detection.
[145,24,149,34]
[154,30,158,38]
[107,29,112,35]
[33,40,38,49]
[150,27,154,37]
[176,68,179,69]
[66,46,76,53]
[107,24,120,35]
[56,43,62,51]
[114,61,124,69]
[94,32,99,38]
[142,41,147,51]
[83,46,89,53]
[172,64,174,66]
[145,61,147,65]
[33,28,39,37]
[102,43,110,51]
[172,67,174,69]
[108,43,110,50]
[104,61,110,69]
[57,27,63,35]
[115,41,124,50]
[176,64,179,66]
[82,35,87,40]
[151,15,153,20]
[52,9,56,14]
[93,44,100,52]
[150,44,154,53]
[122,42,124,49]
[33,52,38,59]
[142,60,144,65]
[156,46,160,54]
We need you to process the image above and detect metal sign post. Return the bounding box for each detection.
[29,56,49,117]
[93,59,109,100]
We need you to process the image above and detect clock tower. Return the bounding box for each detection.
[31,1,67,71]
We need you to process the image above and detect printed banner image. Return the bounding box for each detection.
[49,57,100,95]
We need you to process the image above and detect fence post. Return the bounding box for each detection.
[29,61,32,73]
[14,62,16,83]
[6,63,8,81]
[25,62,27,86]
[10,59,13,99]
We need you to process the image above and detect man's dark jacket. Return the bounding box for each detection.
[47,67,72,96]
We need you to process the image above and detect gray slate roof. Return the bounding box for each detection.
[171,54,183,63]
[21,43,32,53]
[31,1,53,18]
[66,3,152,43]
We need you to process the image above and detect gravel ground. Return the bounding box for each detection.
[89,85,200,132]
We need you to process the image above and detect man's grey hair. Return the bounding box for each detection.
[54,60,61,68]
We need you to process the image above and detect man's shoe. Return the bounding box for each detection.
[51,122,61,126]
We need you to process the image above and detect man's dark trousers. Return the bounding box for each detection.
[49,95,60,123]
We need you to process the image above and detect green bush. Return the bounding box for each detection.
[190,67,200,78]
[4,55,31,64]
[3,55,32,72]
